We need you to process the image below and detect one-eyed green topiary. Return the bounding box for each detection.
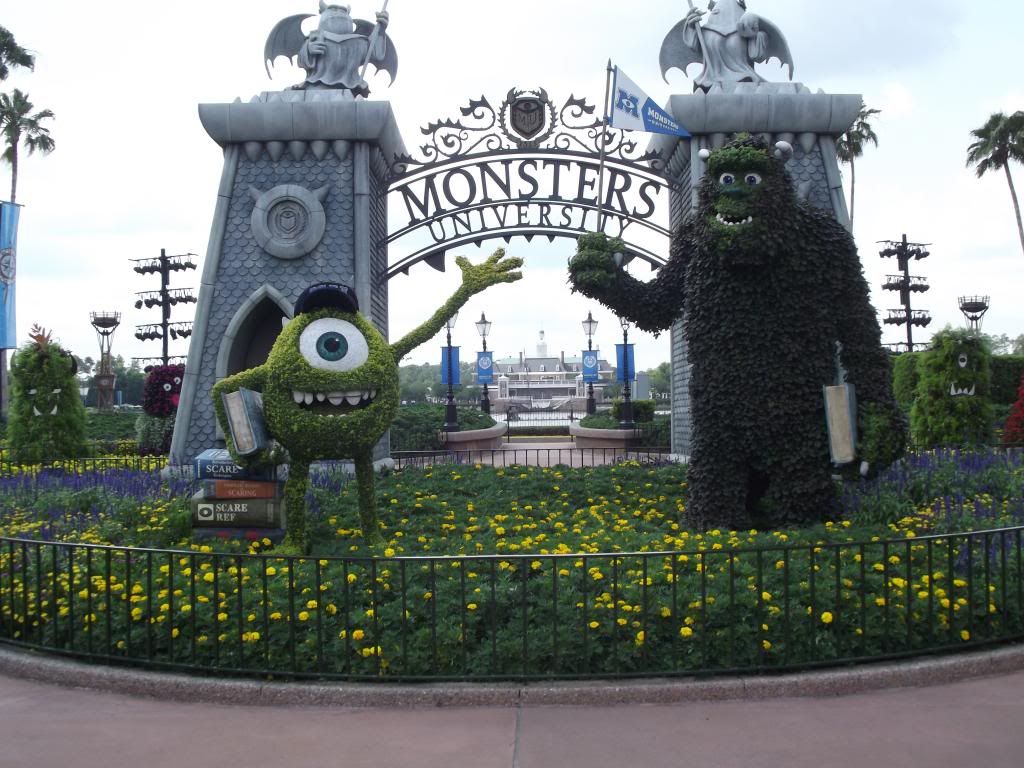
[910,328,993,448]
[569,135,905,531]
[7,325,87,464]
[213,249,522,551]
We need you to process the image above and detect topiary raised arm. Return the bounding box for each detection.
[390,248,523,361]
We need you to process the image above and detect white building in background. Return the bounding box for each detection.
[482,331,617,411]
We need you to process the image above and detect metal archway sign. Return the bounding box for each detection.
[386,88,677,279]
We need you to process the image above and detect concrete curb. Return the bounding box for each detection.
[2,643,1024,709]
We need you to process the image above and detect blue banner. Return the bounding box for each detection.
[441,346,460,386]
[609,67,690,138]
[582,349,600,383]
[0,202,19,349]
[615,344,635,383]
[476,351,494,384]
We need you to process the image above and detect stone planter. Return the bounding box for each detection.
[439,422,508,451]
[569,423,636,450]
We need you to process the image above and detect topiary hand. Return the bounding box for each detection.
[456,248,523,294]
[858,400,908,477]
[568,232,625,300]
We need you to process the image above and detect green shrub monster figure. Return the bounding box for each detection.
[910,329,993,448]
[213,250,522,550]
[7,325,87,464]
[569,136,904,531]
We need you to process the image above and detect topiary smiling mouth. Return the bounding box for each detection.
[292,388,378,415]
[715,213,753,227]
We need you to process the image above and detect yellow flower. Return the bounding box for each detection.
[960,629,970,642]
[298,611,309,622]
[467,603,478,611]
[306,599,318,610]
[383,548,396,557]
[762,639,772,650]
[270,612,282,621]
[352,628,365,641]
[346,573,357,584]
[679,626,693,638]
[761,591,772,602]
[265,566,277,576]
[820,611,834,625]
[634,631,645,646]
[203,572,215,583]
[217,612,228,622]
[588,621,599,630]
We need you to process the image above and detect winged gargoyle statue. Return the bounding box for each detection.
[264,2,398,97]
[660,0,794,92]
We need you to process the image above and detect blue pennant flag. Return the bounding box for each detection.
[441,346,460,386]
[615,343,636,383]
[476,351,494,384]
[582,349,600,383]
[609,67,690,137]
[0,202,19,350]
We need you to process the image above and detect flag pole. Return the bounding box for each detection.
[359,0,390,81]
[595,59,614,234]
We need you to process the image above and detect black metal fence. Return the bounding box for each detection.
[392,448,677,469]
[3,526,1022,681]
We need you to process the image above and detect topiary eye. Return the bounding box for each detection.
[958,353,968,368]
[299,317,369,372]
[163,383,173,392]
[744,172,762,185]
[316,332,348,361]
[719,173,736,185]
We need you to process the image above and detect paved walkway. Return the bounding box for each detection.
[2,664,1024,768]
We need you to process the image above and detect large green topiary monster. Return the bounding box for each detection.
[213,249,522,550]
[910,328,993,448]
[7,325,87,464]
[569,136,904,531]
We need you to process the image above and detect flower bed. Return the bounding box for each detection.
[1,451,1023,680]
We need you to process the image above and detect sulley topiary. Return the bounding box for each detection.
[569,135,905,531]
[1003,372,1024,448]
[213,249,522,551]
[7,325,87,464]
[910,328,993,448]
[136,363,185,454]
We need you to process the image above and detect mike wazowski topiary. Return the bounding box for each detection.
[7,325,87,464]
[212,249,522,551]
[136,363,185,455]
[910,328,993,448]
[569,135,905,531]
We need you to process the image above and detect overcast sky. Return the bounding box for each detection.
[2,0,1023,374]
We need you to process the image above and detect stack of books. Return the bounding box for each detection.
[191,448,284,535]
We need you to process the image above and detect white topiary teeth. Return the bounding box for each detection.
[294,389,377,406]
[715,213,753,227]
[949,383,976,397]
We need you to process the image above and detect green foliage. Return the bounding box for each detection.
[991,355,1024,404]
[891,352,920,410]
[910,329,994,448]
[611,399,655,422]
[135,413,175,455]
[391,404,496,451]
[569,136,904,530]
[858,401,908,473]
[213,251,523,551]
[646,362,672,397]
[7,335,87,464]
[84,411,140,441]
[579,413,671,447]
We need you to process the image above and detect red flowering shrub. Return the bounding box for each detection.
[142,364,185,418]
[1003,373,1024,447]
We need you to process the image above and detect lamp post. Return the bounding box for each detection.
[618,315,635,430]
[475,312,492,414]
[582,310,598,415]
[443,312,460,432]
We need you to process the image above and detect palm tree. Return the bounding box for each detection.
[0,89,55,203]
[966,111,1024,257]
[836,105,881,228]
[0,26,34,81]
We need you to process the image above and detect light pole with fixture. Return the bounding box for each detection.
[443,312,460,432]
[618,315,635,429]
[475,312,492,414]
[582,310,598,415]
